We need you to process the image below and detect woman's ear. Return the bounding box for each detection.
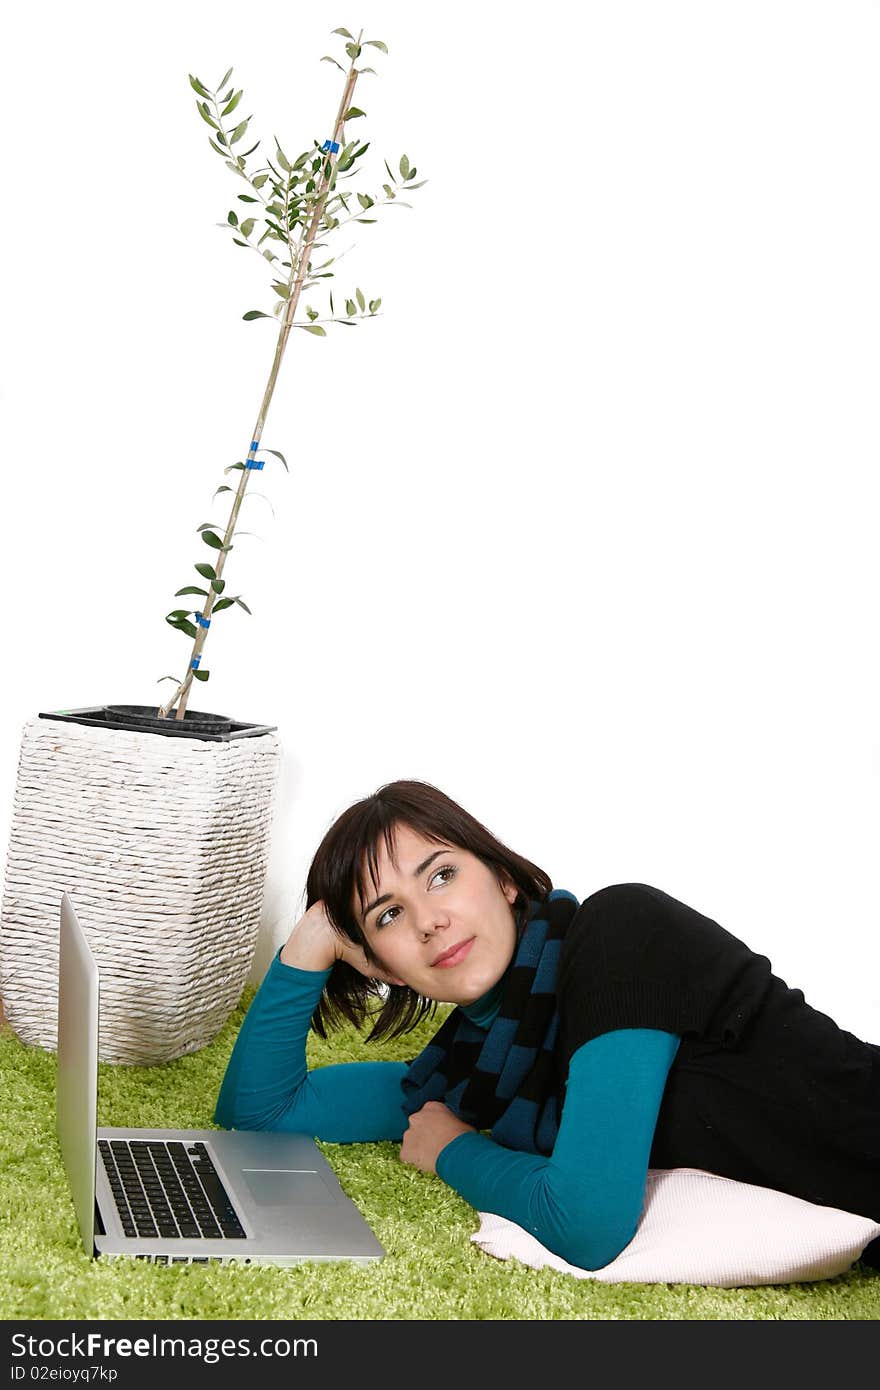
[499,873,518,906]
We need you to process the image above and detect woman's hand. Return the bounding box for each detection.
[280,900,406,986]
[400,1101,476,1174]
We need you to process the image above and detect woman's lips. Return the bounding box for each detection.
[432,937,475,969]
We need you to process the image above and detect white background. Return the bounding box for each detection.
[2,1,879,1037]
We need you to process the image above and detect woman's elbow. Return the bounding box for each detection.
[213,1094,276,1132]
[554,1211,640,1272]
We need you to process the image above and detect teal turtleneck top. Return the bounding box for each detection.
[459,975,506,1028]
[214,952,679,1270]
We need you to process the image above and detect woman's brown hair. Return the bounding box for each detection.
[304,779,552,1041]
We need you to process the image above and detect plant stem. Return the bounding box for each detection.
[159,51,361,721]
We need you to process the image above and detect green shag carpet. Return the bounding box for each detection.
[1,992,878,1322]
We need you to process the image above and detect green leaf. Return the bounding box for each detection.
[345,298,356,317]
[211,578,226,594]
[306,306,318,321]
[198,102,219,130]
[272,281,291,299]
[252,172,269,188]
[189,74,211,98]
[275,141,293,173]
[344,43,361,60]
[166,615,198,639]
[399,154,411,179]
[201,530,225,549]
[221,89,243,117]
[241,141,260,159]
[217,67,233,90]
[332,26,354,38]
[356,287,366,311]
[232,238,248,248]
[227,210,238,226]
[197,522,219,533]
[368,299,380,313]
[235,597,253,615]
[212,486,235,500]
[299,324,327,335]
[321,55,345,72]
[345,106,365,120]
[174,586,209,597]
[364,39,388,52]
[167,609,192,620]
[224,463,245,473]
[405,180,428,190]
[240,217,256,237]
[230,119,250,144]
[243,310,270,320]
[238,194,258,203]
[213,597,234,612]
[193,669,210,681]
[195,563,217,580]
[384,159,396,183]
[262,448,289,472]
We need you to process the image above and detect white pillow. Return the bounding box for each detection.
[472,1168,880,1287]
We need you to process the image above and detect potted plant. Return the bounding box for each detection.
[0,25,425,1063]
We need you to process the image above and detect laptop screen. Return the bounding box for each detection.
[56,893,99,1256]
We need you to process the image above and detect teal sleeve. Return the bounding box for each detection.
[436,1028,680,1270]
[214,952,409,1143]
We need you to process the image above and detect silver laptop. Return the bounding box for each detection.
[56,892,385,1266]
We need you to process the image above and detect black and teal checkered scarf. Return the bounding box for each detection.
[400,889,580,1154]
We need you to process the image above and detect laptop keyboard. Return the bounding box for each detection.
[98,1139,246,1240]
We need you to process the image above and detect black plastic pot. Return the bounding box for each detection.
[106,704,233,735]
[39,705,277,741]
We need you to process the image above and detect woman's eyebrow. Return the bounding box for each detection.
[362,847,452,920]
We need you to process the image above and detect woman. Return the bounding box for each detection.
[216,780,880,1272]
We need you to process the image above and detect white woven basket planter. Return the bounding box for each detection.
[0,715,281,1063]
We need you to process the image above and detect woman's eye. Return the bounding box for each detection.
[431,865,457,887]
[376,905,400,930]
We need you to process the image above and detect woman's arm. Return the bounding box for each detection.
[434,1028,680,1270]
[214,904,409,1143]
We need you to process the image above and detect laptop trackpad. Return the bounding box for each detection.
[242,1168,336,1205]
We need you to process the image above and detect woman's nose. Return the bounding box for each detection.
[417,907,449,940]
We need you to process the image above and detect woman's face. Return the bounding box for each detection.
[354,823,519,1005]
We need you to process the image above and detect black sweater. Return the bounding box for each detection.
[557,883,880,1231]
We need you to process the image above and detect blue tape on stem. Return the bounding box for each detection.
[246,460,264,470]
[191,657,201,670]
[250,440,259,451]
[322,139,340,153]
[194,614,211,628]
